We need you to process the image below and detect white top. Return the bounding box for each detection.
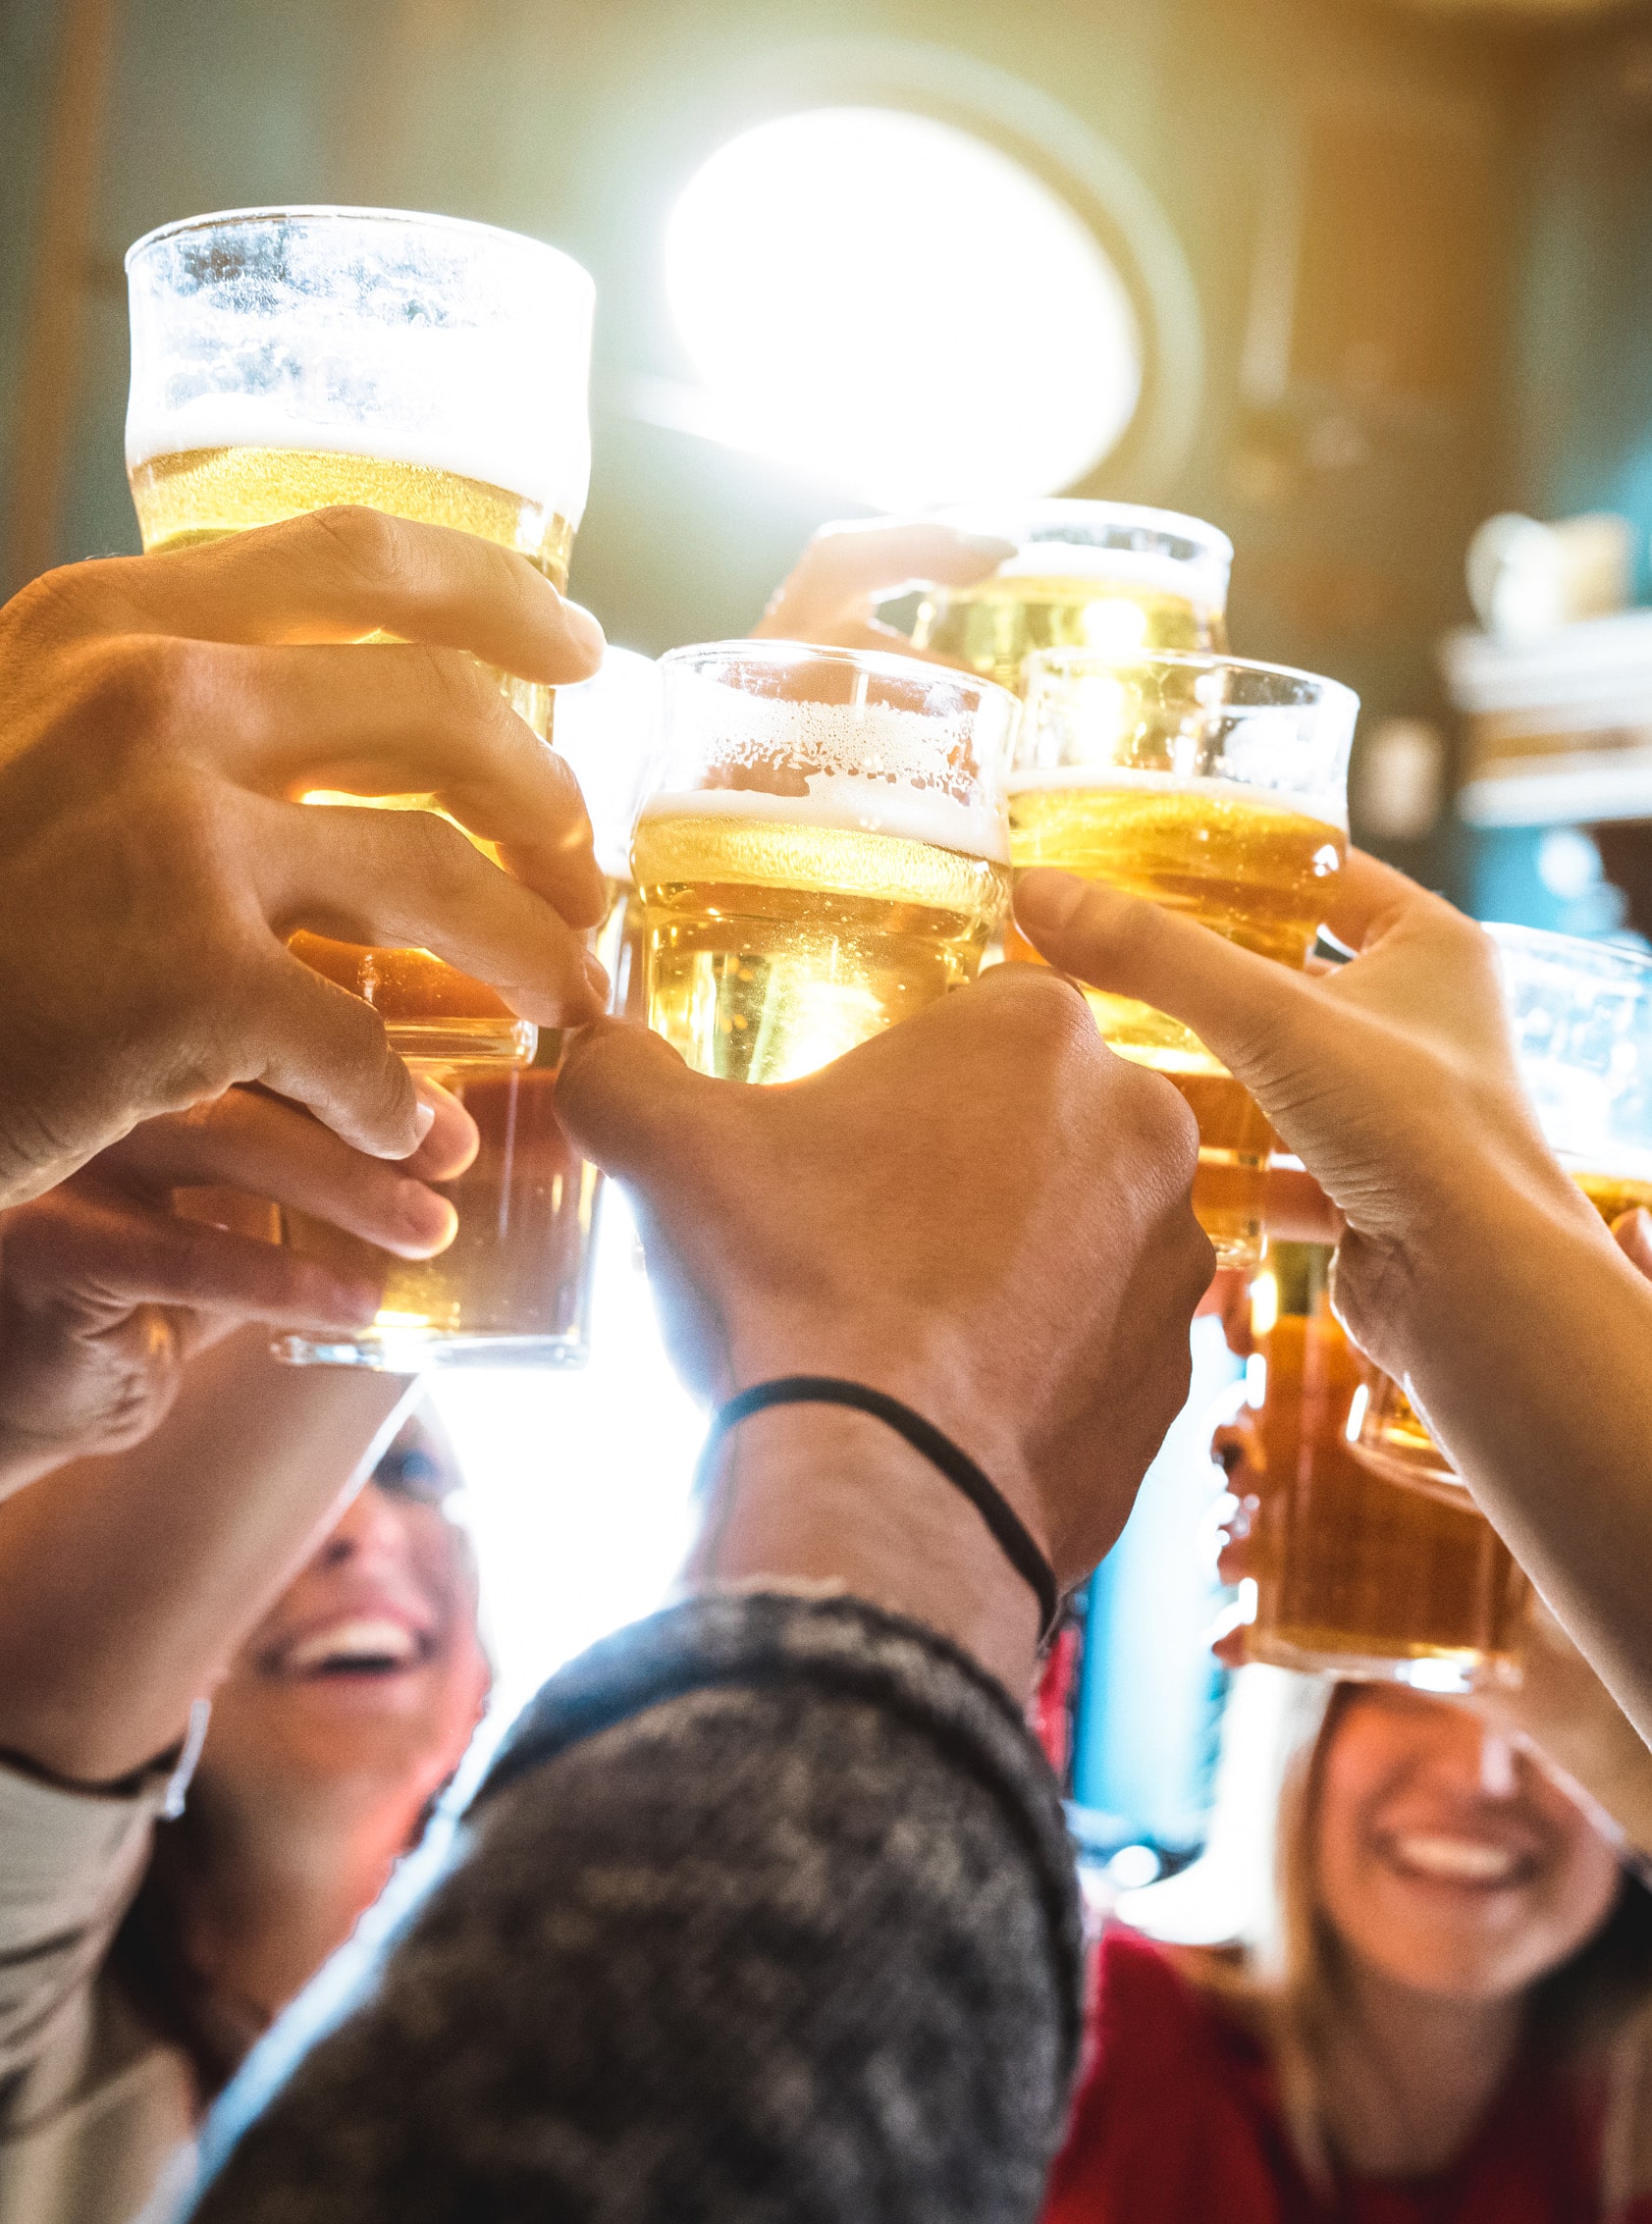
[0,1763,196,2224]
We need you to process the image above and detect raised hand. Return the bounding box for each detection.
[0,508,608,1206]
[0,1079,474,1494]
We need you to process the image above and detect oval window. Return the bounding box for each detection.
[666,105,1143,507]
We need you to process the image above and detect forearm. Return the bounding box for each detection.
[187,1593,1084,2224]
[0,1327,413,1781]
[1392,1191,1652,1745]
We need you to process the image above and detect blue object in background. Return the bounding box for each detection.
[1464,823,1630,938]
[1070,1317,1242,1858]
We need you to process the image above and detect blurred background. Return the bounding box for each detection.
[7,0,1652,1869]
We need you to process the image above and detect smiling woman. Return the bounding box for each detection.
[1042,1674,1652,2224]
[114,1414,493,2096]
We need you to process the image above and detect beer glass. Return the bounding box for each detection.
[909,501,1232,691]
[274,1061,600,1368]
[1353,926,1652,1492]
[1233,1244,1527,1690]
[1007,651,1356,1266]
[126,204,594,1065]
[632,642,1017,1084]
[271,657,665,1370]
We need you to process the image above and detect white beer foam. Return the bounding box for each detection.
[1007,762,1348,833]
[657,680,1011,862]
[638,779,1009,866]
[126,389,587,524]
[992,542,1227,609]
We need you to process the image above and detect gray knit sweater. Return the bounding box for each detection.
[186,1590,1085,2223]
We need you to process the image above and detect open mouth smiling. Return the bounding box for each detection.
[1380,1830,1545,1891]
[263,1615,436,1680]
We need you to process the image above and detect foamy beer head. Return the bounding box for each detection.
[910,500,1232,691]
[125,206,592,574]
[1006,651,1355,1266]
[125,207,595,1065]
[1353,927,1652,1494]
[632,641,1017,1084]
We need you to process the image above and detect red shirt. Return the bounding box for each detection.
[1042,1927,1621,2224]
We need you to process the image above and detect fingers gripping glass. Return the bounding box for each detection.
[1007,650,1357,1269]
[632,641,1018,1085]
[125,203,595,1066]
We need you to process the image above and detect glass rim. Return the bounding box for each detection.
[927,497,1233,568]
[125,204,595,301]
[1485,920,1652,987]
[658,636,1021,715]
[1025,644,1359,714]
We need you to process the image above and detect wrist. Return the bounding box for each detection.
[723,1317,1049,1568]
[681,1401,1043,1697]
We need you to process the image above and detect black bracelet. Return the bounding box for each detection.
[693,1375,1062,1645]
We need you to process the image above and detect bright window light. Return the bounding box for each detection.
[665,106,1143,508]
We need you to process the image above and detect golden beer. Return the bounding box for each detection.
[909,503,1231,694]
[275,1059,600,1368]
[634,806,1008,1085]
[1007,770,1347,1264]
[637,642,1016,1085]
[1235,1245,1527,1688]
[914,574,1221,691]
[1572,1167,1652,1223]
[126,207,594,1069]
[128,444,574,1065]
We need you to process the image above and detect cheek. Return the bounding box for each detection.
[1521,1836,1624,1972]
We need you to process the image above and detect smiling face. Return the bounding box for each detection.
[197,1415,492,1826]
[1313,1685,1623,2004]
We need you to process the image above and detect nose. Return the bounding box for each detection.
[1478,1727,1518,1799]
[1418,1705,1524,1802]
[316,1482,414,1573]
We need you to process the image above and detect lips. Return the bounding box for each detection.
[1385,1830,1537,1888]
[266,1614,432,1678]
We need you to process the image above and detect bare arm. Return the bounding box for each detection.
[1015,856,1652,1745]
[0,1328,413,1785]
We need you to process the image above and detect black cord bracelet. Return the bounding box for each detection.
[693,1375,1062,1645]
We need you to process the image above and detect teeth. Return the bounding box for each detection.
[1393,1833,1519,1883]
[284,1617,420,1673]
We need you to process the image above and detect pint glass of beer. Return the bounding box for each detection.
[273,1059,601,1368]
[1007,651,1356,1265]
[270,657,666,1370]
[125,205,594,1065]
[909,501,1231,691]
[1233,1244,1527,1689]
[632,642,1017,1083]
[1353,926,1652,1491]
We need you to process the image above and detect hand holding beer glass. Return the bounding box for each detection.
[633,643,1018,1083]
[126,204,602,1065]
[1006,651,1356,1265]
[124,205,612,1367]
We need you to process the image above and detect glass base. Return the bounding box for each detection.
[382,1018,537,1064]
[1246,1626,1520,1694]
[273,1329,589,1371]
